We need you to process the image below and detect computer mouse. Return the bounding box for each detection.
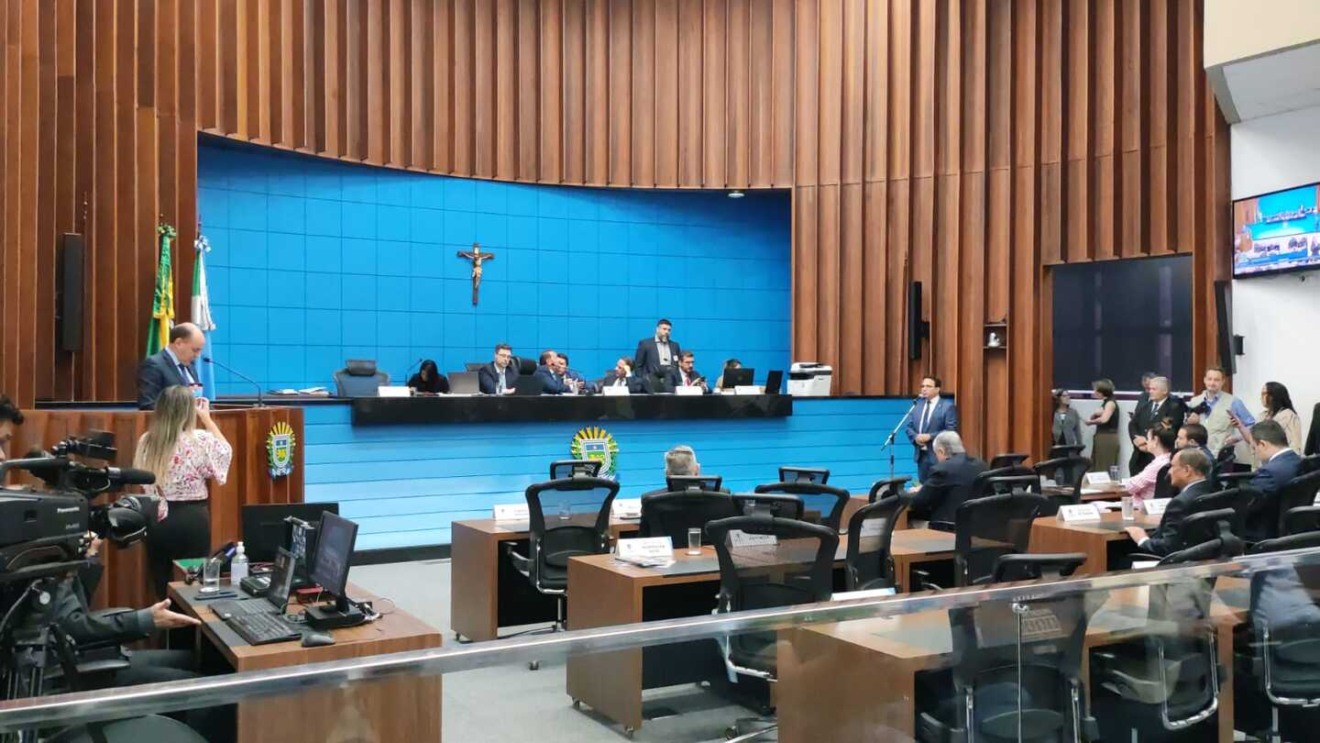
[300,631,335,648]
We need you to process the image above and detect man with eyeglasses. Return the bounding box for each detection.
[478,343,518,395]
[1123,447,1214,557]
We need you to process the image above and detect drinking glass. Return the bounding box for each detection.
[558,501,572,520]
[1108,466,1121,482]
[686,528,702,555]
[200,557,222,593]
[1121,495,1135,521]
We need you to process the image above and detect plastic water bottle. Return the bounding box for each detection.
[230,542,249,586]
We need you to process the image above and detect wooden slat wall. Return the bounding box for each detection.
[0,0,1229,460]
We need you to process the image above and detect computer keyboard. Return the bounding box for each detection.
[210,599,276,620]
[227,613,301,646]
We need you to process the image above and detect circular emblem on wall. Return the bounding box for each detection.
[266,421,297,479]
[570,426,619,479]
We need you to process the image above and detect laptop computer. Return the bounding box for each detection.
[764,369,784,394]
[449,371,480,395]
[211,547,298,620]
[464,362,485,372]
[512,375,545,396]
[721,367,754,389]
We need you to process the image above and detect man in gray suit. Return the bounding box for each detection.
[137,323,205,410]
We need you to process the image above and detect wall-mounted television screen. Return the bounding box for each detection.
[1232,183,1320,278]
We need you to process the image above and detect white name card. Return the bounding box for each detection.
[729,530,779,547]
[1143,499,1170,516]
[675,385,704,396]
[858,519,888,537]
[1058,504,1103,522]
[611,499,642,519]
[377,385,412,397]
[601,385,630,396]
[492,503,530,521]
[616,537,675,562]
[1084,472,1112,485]
[734,385,762,396]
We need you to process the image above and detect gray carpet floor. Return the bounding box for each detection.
[350,559,765,743]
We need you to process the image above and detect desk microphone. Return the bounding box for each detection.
[202,356,264,407]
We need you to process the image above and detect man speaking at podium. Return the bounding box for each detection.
[137,323,205,410]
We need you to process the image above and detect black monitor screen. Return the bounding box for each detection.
[241,502,340,563]
[779,466,829,484]
[666,475,723,492]
[549,459,602,479]
[309,512,358,599]
[720,367,754,389]
[266,548,297,610]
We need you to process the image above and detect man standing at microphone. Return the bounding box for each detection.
[137,323,206,410]
[905,375,959,483]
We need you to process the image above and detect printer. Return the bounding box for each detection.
[788,362,833,397]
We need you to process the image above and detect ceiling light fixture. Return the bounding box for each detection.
[728,189,745,199]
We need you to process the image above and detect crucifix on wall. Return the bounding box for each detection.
[456,242,495,306]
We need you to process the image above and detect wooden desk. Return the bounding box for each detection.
[1043,481,1126,503]
[564,529,957,733]
[1030,511,1161,575]
[777,580,1247,743]
[168,581,442,742]
[450,496,874,642]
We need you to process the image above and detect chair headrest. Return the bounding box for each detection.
[344,359,378,376]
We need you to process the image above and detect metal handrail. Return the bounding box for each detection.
[0,547,1317,732]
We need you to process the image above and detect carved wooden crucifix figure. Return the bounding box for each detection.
[456,242,495,306]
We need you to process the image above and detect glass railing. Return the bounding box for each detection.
[2,546,1319,742]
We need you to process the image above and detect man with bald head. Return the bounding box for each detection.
[137,323,206,409]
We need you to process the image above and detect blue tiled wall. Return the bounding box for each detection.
[196,140,792,394]
[301,398,918,550]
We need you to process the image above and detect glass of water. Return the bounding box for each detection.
[200,557,222,593]
[558,501,572,520]
[686,528,702,555]
[1108,466,1121,482]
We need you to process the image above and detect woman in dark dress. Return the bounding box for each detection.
[407,359,449,394]
[1085,378,1120,473]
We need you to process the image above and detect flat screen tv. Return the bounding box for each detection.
[1232,183,1320,278]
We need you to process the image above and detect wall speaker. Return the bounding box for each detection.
[57,233,85,353]
[907,281,929,361]
[1213,280,1235,375]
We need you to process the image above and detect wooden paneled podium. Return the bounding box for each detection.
[8,404,305,611]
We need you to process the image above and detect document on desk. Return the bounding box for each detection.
[615,537,676,568]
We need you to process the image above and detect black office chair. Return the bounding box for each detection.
[983,474,1043,497]
[751,482,851,532]
[1153,463,1177,500]
[332,358,389,397]
[778,466,830,484]
[1034,456,1093,508]
[548,459,602,480]
[1300,453,1320,475]
[506,477,619,667]
[706,514,838,741]
[1216,470,1256,489]
[990,552,1089,582]
[844,495,907,591]
[638,491,738,547]
[1049,444,1087,459]
[1275,470,1320,537]
[1235,532,1320,743]
[988,452,1030,469]
[731,492,805,521]
[921,492,1049,589]
[1093,510,1244,741]
[972,465,1036,500]
[1284,505,1320,536]
[48,718,208,743]
[917,588,1101,743]
[867,476,911,503]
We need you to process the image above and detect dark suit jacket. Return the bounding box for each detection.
[905,397,959,461]
[1129,396,1188,438]
[136,350,197,410]
[477,363,517,394]
[665,366,709,394]
[908,454,987,526]
[1142,479,1213,557]
[1253,449,1303,497]
[599,374,645,393]
[55,562,155,647]
[633,338,682,376]
[533,366,571,394]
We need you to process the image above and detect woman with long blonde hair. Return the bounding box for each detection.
[136,385,232,599]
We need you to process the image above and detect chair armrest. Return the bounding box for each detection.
[1128,552,1162,563]
[504,544,530,577]
[910,567,944,592]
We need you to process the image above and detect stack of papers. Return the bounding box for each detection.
[613,554,675,569]
[270,387,331,396]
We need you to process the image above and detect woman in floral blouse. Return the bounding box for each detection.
[135,385,232,599]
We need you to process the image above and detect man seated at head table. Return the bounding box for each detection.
[557,353,589,391]
[1124,447,1214,557]
[905,431,988,530]
[601,357,644,393]
[533,350,574,395]
[665,351,710,393]
[477,343,518,395]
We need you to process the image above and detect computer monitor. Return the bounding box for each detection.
[779,466,830,484]
[721,367,754,389]
[241,502,340,563]
[309,512,359,616]
[666,475,723,492]
[549,459,602,479]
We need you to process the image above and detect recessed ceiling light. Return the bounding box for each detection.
[728,190,745,199]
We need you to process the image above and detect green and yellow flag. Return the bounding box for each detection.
[146,223,177,356]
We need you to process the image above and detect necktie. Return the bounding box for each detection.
[178,363,191,384]
[921,401,934,433]
[496,367,506,393]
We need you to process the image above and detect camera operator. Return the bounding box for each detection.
[0,394,22,462]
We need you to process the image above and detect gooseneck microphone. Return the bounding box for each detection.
[202,356,265,407]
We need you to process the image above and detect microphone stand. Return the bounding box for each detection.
[880,398,922,481]
[203,357,265,407]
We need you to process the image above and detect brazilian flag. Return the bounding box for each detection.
[146,223,177,356]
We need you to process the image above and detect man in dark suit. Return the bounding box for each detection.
[665,351,709,393]
[1128,376,1186,475]
[477,343,518,395]
[137,323,205,410]
[906,431,987,528]
[633,318,681,378]
[905,375,959,483]
[1124,447,1214,557]
[600,357,645,393]
[1245,419,1305,539]
[533,350,572,395]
